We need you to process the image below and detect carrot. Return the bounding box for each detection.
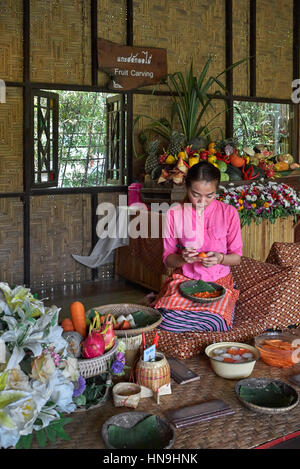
[61,318,74,332]
[120,320,131,330]
[70,301,87,338]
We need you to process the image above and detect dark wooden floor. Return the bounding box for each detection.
[33,277,152,322]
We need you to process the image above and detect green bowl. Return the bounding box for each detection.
[179,280,226,304]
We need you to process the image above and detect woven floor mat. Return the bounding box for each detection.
[31,353,300,450]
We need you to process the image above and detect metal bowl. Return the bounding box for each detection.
[179,280,226,304]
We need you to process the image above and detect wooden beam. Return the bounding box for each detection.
[293,0,300,163]
[225,0,233,138]
[23,0,31,287]
[249,0,256,97]
[126,0,134,184]
[91,0,98,87]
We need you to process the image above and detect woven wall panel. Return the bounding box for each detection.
[256,0,293,99]
[30,0,91,85]
[232,0,250,97]
[30,194,92,287]
[97,0,127,87]
[133,0,226,94]
[0,197,24,286]
[0,0,23,82]
[0,87,23,192]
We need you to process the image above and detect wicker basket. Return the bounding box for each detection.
[77,339,119,379]
[75,373,112,413]
[136,351,171,393]
[86,304,162,337]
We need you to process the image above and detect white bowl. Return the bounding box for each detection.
[205,341,260,380]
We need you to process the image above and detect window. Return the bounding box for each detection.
[31,90,127,188]
[233,101,292,156]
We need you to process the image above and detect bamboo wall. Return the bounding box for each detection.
[0,0,297,288]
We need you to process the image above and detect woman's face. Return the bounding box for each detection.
[186,180,218,208]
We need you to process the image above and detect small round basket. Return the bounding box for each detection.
[235,377,299,415]
[179,280,226,304]
[112,382,141,409]
[75,373,112,413]
[86,304,162,337]
[77,339,119,379]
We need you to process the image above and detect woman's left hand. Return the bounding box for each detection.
[201,251,223,268]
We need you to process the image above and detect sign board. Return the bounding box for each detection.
[97,38,168,91]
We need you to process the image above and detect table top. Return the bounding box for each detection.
[31,353,300,450]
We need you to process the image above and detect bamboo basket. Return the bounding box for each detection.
[136,351,171,402]
[77,339,118,379]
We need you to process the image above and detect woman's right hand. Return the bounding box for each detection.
[182,247,200,264]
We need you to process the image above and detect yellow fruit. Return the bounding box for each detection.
[208,142,217,154]
[178,151,188,161]
[165,154,176,165]
[208,155,217,164]
[188,156,200,167]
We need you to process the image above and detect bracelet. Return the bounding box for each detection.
[219,253,225,265]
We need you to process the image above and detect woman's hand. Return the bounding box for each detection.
[201,251,224,268]
[181,247,200,264]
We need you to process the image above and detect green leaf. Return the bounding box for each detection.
[45,425,57,443]
[108,415,169,450]
[35,429,47,447]
[17,433,33,449]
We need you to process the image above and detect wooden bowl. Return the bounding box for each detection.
[235,378,299,415]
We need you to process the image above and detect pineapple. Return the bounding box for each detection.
[167,131,186,157]
[144,139,160,174]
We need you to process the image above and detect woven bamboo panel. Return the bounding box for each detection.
[241,216,294,262]
[97,0,127,87]
[256,0,293,99]
[30,194,92,288]
[0,0,23,82]
[30,0,91,85]
[133,0,226,94]
[232,0,250,97]
[0,197,24,286]
[0,87,23,193]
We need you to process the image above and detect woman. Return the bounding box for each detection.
[154,161,243,332]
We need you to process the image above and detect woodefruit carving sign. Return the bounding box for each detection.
[97,38,168,90]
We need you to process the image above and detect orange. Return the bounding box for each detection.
[198,252,207,258]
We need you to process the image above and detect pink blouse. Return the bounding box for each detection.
[162,199,243,282]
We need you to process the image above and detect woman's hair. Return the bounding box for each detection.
[185,161,221,188]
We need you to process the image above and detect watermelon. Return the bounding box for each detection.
[226,164,243,181]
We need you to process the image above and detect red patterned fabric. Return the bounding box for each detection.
[145,256,300,359]
[154,271,238,327]
[266,242,300,267]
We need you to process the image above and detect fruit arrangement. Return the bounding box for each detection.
[143,132,299,184]
[60,302,116,360]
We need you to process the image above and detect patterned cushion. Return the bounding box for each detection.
[266,242,300,267]
[145,257,300,359]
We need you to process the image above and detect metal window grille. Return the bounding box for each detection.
[32,90,59,188]
[105,94,127,185]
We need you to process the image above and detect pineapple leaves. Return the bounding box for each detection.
[134,57,249,149]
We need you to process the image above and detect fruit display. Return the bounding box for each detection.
[60,302,116,360]
[142,132,299,184]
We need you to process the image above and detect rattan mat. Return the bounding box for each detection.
[31,354,300,449]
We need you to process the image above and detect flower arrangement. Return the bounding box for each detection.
[217,181,300,226]
[0,283,84,449]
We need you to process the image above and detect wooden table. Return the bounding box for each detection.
[32,353,300,450]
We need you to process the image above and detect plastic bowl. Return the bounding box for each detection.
[205,341,260,380]
[254,331,300,368]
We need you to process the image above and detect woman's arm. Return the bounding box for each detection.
[202,251,241,267]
